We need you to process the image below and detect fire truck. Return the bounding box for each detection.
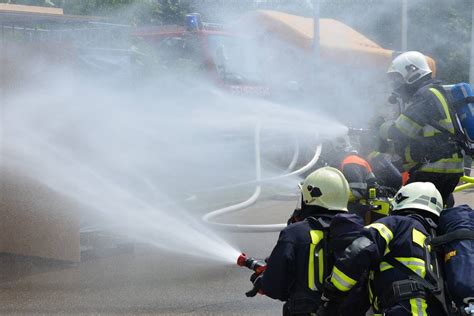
[132,13,271,98]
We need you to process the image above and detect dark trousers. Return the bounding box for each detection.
[407,171,462,206]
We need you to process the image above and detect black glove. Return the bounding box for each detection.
[316,277,346,315]
[316,299,340,316]
[245,273,263,297]
[322,277,346,302]
[388,93,400,105]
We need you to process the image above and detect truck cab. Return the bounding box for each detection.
[132,13,270,98]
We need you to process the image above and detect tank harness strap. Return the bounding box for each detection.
[287,216,331,315]
[307,215,332,292]
[379,279,426,310]
[433,86,473,155]
[382,255,450,315]
[384,256,437,292]
[451,96,474,109]
[430,229,474,248]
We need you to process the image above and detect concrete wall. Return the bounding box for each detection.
[0,167,80,262]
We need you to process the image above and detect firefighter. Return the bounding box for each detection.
[317,182,446,316]
[379,51,464,204]
[320,135,383,221]
[254,166,351,315]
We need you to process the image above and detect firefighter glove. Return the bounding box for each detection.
[245,273,263,297]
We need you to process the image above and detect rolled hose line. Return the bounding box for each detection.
[191,131,301,194]
[202,122,322,232]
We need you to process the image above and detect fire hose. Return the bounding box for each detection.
[201,122,322,232]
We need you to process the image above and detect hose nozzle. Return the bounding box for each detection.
[237,253,248,267]
[237,253,266,274]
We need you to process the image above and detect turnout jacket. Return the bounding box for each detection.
[330,215,445,316]
[386,81,463,174]
[261,215,332,313]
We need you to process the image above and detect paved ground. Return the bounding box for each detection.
[0,197,293,315]
[0,191,472,315]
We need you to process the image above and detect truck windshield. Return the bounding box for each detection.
[207,34,262,85]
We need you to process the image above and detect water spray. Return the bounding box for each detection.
[202,122,322,232]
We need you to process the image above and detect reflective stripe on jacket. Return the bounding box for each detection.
[329,215,444,315]
[261,215,333,312]
[393,85,463,174]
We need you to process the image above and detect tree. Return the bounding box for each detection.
[158,0,191,24]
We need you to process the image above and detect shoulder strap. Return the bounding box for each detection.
[387,215,453,313]
[385,254,451,314]
[451,96,474,109]
[384,256,437,291]
[431,85,471,145]
[307,216,331,231]
[306,216,333,292]
[431,229,474,248]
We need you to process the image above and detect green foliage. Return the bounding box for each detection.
[58,0,161,25]
[320,0,472,83]
[406,0,471,83]
[158,0,191,24]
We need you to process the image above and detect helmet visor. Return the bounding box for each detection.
[387,72,404,90]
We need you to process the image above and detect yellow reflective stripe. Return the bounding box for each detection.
[422,125,436,137]
[330,266,357,292]
[348,191,356,203]
[423,123,455,137]
[380,257,426,277]
[405,146,415,163]
[429,88,455,134]
[397,257,425,265]
[366,223,393,254]
[379,261,392,271]
[410,297,428,316]
[368,280,374,302]
[419,157,464,173]
[368,151,380,161]
[440,120,455,131]
[412,228,427,248]
[308,230,324,291]
[368,271,380,311]
[395,114,422,137]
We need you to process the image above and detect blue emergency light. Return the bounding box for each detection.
[185,13,202,31]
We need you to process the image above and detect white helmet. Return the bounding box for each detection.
[301,166,350,212]
[391,182,443,217]
[387,51,432,88]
